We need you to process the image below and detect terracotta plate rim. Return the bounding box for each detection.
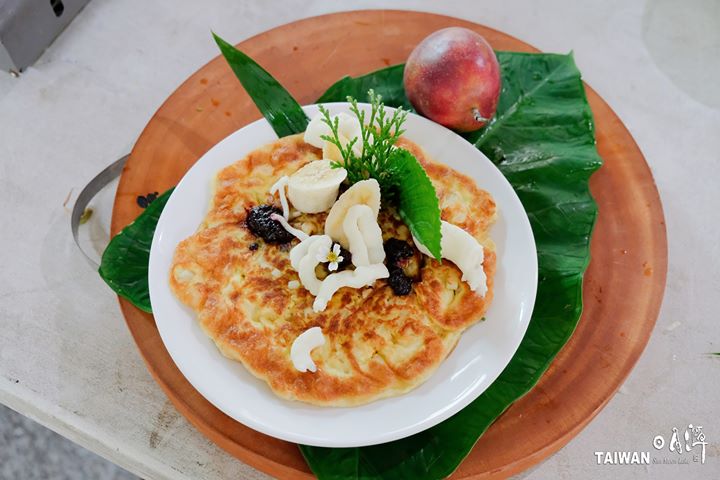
[110,10,668,480]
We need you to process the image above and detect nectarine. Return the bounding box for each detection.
[404,27,501,132]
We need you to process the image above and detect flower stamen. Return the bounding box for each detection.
[316,242,344,272]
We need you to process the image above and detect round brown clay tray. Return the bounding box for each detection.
[111,10,667,479]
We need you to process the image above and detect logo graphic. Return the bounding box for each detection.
[653,424,706,464]
[595,424,707,466]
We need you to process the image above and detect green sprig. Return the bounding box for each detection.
[318,90,408,197]
[316,91,442,259]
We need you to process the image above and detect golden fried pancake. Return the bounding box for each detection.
[169,133,497,406]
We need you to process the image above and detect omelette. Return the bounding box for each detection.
[169,134,497,407]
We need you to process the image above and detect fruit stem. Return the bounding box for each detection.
[472,107,489,124]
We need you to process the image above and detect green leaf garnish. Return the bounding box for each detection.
[318,90,442,259]
[212,32,308,137]
[390,148,442,259]
[99,188,173,312]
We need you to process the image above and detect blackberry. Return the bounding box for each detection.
[384,238,414,265]
[384,238,423,281]
[387,269,413,296]
[246,205,294,244]
[337,246,352,270]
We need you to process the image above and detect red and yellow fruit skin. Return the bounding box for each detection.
[403,27,501,132]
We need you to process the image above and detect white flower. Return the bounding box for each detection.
[316,243,344,271]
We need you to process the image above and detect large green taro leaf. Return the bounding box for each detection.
[301,52,602,479]
[99,188,173,312]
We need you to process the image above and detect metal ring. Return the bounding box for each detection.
[70,155,129,267]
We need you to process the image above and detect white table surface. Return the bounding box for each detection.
[1,0,718,479]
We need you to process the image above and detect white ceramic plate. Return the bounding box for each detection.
[149,103,537,448]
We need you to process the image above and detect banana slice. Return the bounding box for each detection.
[304,112,363,157]
[304,113,332,148]
[335,112,362,146]
[342,204,385,266]
[287,160,347,214]
[413,221,488,296]
[324,179,381,248]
